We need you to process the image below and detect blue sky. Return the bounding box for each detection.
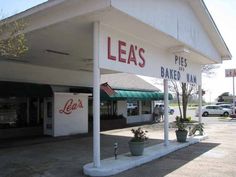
[0,0,235,102]
[0,0,47,17]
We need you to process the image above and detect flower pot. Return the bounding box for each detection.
[128,141,145,156]
[175,130,188,142]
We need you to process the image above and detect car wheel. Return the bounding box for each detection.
[170,110,174,115]
[223,112,229,117]
[202,112,208,117]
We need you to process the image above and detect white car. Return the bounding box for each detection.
[196,105,232,117]
[219,104,232,109]
[127,103,137,109]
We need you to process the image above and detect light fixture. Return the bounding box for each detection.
[169,46,190,54]
[0,57,29,63]
[46,49,70,56]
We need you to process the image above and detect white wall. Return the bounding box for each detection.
[117,101,127,117]
[126,114,152,124]
[111,0,221,62]
[54,93,88,136]
[0,61,93,87]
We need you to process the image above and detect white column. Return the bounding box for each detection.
[233,77,235,115]
[93,22,100,168]
[139,100,142,116]
[198,85,202,123]
[151,101,154,113]
[164,79,169,146]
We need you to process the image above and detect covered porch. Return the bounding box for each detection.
[0,0,231,176]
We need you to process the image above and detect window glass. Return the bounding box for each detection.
[47,102,52,118]
[0,97,44,129]
[100,101,117,119]
[127,101,139,116]
[142,101,151,114]
[100,101,110,116]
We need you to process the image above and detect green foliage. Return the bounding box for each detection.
[185,116,192,122]
[130,127,148,142]
[175,116,187,131]
[0,19,28,57]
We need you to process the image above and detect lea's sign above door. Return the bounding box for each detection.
[99,24,202,85]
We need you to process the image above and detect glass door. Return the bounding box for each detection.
[44,98,53,136]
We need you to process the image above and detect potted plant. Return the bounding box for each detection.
[175,116,188,142]
[129,127,148,156]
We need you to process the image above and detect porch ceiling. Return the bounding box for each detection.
[4,7,213,74]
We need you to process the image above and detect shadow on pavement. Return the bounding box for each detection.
[0,133,162,177]
[112,141,220,177]
[0,131,218,177]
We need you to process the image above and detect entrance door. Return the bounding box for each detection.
[44,98,53,136]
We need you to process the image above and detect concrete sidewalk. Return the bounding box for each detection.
[113,122,236,177]
[0,122,236,177]
[84,135,207,176]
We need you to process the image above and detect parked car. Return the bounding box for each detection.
[154,103,174,115]
[195,105,232,117]
[219,104,236,114]
[219,104,232,109]
[230,106,236,114]
[127,103,137,109]
[216,102,228,105]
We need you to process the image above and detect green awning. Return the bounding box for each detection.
[101,89,173,101]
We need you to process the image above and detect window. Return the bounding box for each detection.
[127,101,139,116]
[100,101,111,116]
[142,101,151,114]
[100,101,117,119]
[0,97,44,129]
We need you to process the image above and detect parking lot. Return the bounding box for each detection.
[1,109,236,177]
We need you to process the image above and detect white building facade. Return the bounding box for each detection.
[0,0,231,174]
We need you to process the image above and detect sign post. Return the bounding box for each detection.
[225,69,236,115]
[233,76,235,114]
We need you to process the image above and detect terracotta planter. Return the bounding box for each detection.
[175,130,188,142]
[128,141,145,156]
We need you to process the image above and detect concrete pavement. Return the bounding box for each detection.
[0,118,236,177]
[113,119,236,177]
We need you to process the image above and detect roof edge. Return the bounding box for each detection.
[201,0,232,60]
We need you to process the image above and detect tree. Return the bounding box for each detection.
[202,64,220,77]
[0,15,28,57]
[170,81,197,120]
[170,64,217,120]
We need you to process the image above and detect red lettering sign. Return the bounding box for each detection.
[59,98,83,115]
[107,36,146,68]
[108,37,116,61]
[118,40,126,63]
